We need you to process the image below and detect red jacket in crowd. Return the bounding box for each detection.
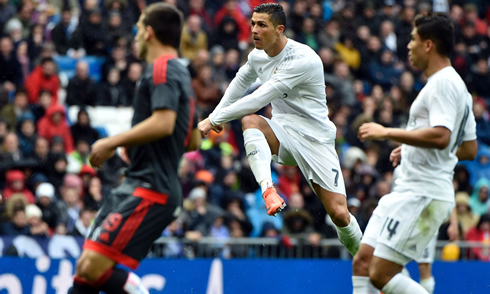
[2,170,35,204]
[24,65,60,104]
[37,104,74,153]
[214,4,250,43]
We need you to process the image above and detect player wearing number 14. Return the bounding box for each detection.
[352,13,478,294]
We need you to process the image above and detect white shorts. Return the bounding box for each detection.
[262,116,346,196]
[415,231,438,264]
[362,192,453,266]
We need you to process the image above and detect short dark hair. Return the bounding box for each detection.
[142,3,183,49]
[254,3,287,28]
[40,57,55,65]
[414,13,454,57]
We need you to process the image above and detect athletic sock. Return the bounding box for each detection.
[381,273,429,294]
[97,268,149,294]
[68,278,99,294]
[352,276,379,294]
[420,276,435,294]
[243,128,273,194]
[335,213,363,256]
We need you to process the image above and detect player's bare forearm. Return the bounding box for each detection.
[456,140,478,161]
[447,207,460,241]
[385,127,451,149]
[186,128,202,151]
[108,109,177,149]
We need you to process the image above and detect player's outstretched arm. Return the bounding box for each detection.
[358,122,450,150]
[456,140,478,161]
[211,61,258,116]
[90,109,176,168]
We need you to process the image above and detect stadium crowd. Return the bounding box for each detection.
[0,0,490,259]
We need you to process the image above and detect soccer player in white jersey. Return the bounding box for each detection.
[197,3,362,256]
[351,14,478,294]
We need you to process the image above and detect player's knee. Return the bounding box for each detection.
[75,255,102,282]
[241,114,261,130]
[329,209,350,227]
[352,252,371,276]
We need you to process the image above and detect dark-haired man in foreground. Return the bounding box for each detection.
[352,13,478,294]
[198,3,362,256]
[69,3,200,294]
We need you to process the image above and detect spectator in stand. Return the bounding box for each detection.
[192,64,221,117]
[214,0,250,51]
[180,14,208,61]
[324,61,356,107]
[469,178,490,216]
[106,10,132,45]
[473,100,490,146]
[369,49,402,90]
[462,4,487,36]
[296,18,319,51]
[66,61,98,107]
[0,132,23,169]
[70,109,99,145]
[0,36,22,92]
[47,152,67,194]
[455,191,480,237]
[466,213,490,261]
[334,34,361,71]
[0,88,29,131]
[82,174,102,210]
[16,112,37,157]
[121,62,142,106]
[182,187,224,239]
[27,24,45,62]
[16,41,29,81]
[74,8,109,56]
[2,207,29,235]
[102,46,128,83]
[0,0,16,34]
[2,170,35,203]
[465,147,490,187]
[25,204,49,236]
[189,0,212,31]
[379,20,397,52]
[56,174,83,234]
[71,207,96,237]
[213,15,240,52]
[318,19,340,49]
[67,138,91,174]
[31,137,49,174]
[50,8,74,55]
[35,182,62,231]
[289,0,306,37]
[396,6,415,63]
[96,67,127,106]
[468,59,490,99]
[24,57,59,105]
[37,104,74,153]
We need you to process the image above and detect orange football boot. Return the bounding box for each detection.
[262,186,286,216]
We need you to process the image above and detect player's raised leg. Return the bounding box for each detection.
[418,263,435,294]
[312,183,362,256]
[242,114,285,216]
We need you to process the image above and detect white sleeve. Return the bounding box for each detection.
[463,105,477,141]
[209,56,311,125]
[428,79,457,132]
[209,80,285,125]
[210,60,258,118]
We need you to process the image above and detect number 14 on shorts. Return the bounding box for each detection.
[380,217,400,240]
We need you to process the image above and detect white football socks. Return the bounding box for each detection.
[382,273,429,294]
[336,213,362,256]
[352,276,379,294]
[243,128,273,194]
[420,277,435,294]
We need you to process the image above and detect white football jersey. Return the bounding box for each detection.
[210,39,336,144]
[393,66,477,202]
